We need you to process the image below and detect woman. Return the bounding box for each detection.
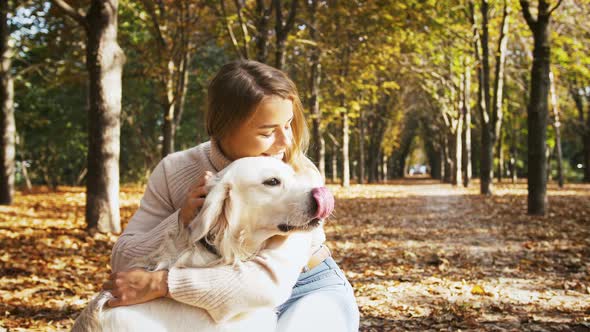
[103,60,359,331]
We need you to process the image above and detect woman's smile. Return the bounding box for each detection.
[262,151,285,160]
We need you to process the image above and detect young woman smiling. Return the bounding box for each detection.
[102,60,360,331]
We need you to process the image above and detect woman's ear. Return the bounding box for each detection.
[188,175,231,244]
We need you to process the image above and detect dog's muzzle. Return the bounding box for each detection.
[277,187,335,233]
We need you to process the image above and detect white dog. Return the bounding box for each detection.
[72,156,334,332]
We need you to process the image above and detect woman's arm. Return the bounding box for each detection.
[110,158,182,272]
[167,232,313,323]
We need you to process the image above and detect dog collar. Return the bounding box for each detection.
[199,237,219,256]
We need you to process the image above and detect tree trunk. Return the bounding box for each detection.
[0,0,15,205]
[162,95,176,158]
[546,145,552,181]
[431,152,441,179]
[21,159,32,191]
[472,0,510,195]
[308,0,323,178]
[368,141,378,183]
[358,107,365,184]
[510,154,517,183]
[162,48,191,158]
[255,0,271,63]
[174,51,191,134]
[443,134,452,183]
[453,71,465,186]
[85,0,125,233]
[520,0,557,215]
[570,83,590,182]
[401,154,408,178]
[274,0,296,70]
[454,119,463,186]
[479,0,493,194]
[439,138,446,182]
[341,107,350,187]
[319,137,325,181]
[471,0,492,193]
[462,65,472,187]
[497,129,504,182]
[585,100,590,183]
[492,0,510,184]
[480,122,493,193]
[584,102,590,183]
[377,149,383,182]
[382,154,388,182]
[275,39,286,70]
[331,144,338,183]
[425,137,441,180]
[549,70,564,187]
[509,108,518,184]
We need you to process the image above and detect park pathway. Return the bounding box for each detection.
[326,179,590,332]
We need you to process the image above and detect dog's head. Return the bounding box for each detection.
[186,157,334,264]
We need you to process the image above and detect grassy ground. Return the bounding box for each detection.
[1,179,589,331]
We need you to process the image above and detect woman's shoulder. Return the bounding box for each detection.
[164,141,210,164]
[158,141,213,178]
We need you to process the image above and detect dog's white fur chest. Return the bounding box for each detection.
[98,298,276,332]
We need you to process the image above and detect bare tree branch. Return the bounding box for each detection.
[519,0,536,28]
[140,0,167,50]
[548,0,564,16]
[233,0,250,59]
[50,0,87,29]
[219,0,245,58]
[284,0,297,34]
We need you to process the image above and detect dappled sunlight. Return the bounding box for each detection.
[354,276,588,324]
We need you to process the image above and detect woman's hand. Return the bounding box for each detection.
[179,171,213,226]
[103,268,168,307]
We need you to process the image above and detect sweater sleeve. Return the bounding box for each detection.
[167,232,313,323]
[111,158,182,272]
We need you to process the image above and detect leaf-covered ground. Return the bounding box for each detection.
[1,180,589,331]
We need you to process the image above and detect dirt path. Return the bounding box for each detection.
[326,179,590,331]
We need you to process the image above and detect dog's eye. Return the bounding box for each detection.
[263,178,281,186]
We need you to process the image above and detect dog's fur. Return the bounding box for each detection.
[72,157,324,332]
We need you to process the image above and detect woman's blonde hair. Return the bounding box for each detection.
[206,60,310,172]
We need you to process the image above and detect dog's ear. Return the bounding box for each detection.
[188,175,231,245]
[187,172,249,264]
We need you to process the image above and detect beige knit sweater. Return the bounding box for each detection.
[111,140,326,323]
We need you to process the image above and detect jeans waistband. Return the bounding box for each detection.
[298,256,337,279]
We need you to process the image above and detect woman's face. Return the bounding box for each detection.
[220,96,294,161]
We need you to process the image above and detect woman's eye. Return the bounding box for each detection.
[263,178,281,186]
[261,132,273,138]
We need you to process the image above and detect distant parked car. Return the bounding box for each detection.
[408,164,428,175]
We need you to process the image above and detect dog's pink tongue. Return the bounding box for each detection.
[312,187,335,219]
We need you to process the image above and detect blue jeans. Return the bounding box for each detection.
[276,257,360,332]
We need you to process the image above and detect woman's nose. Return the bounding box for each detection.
[276,128,291,148]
